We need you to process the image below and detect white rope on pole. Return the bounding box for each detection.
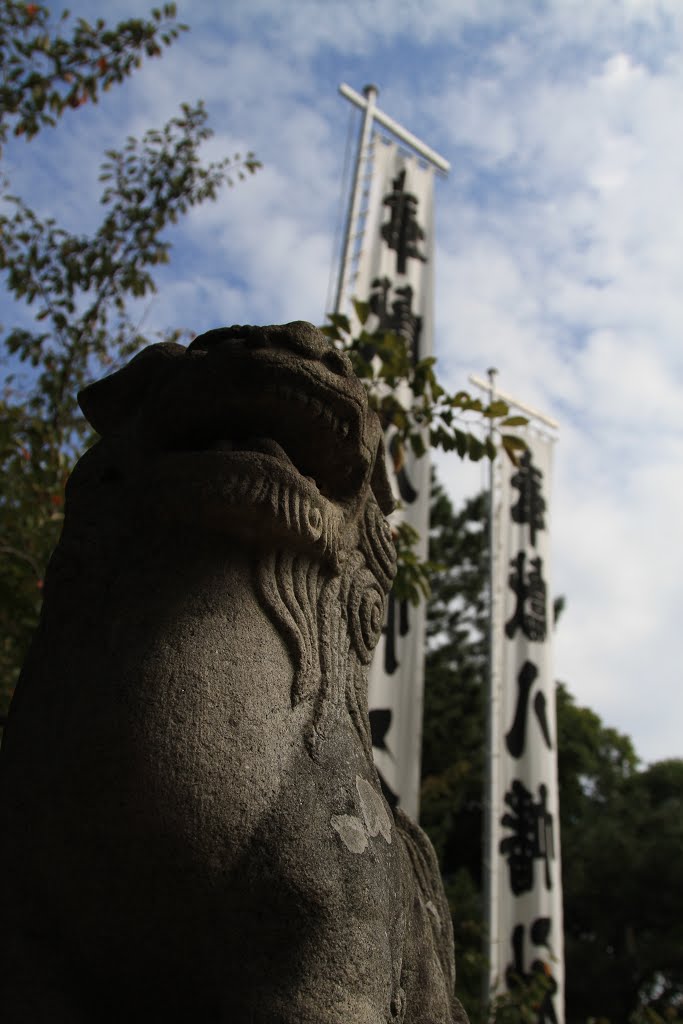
[326,102,357,316]
[483,367,500,1012]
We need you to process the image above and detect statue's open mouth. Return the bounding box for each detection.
[76,323,391,563]
[153,352,372,507]
[126,348,379,564]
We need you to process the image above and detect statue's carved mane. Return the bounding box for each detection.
[255,491,397,763]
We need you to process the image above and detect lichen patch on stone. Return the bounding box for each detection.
[356,775,392,844]
[330,814,368,854]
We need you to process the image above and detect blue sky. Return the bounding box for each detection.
[4,0,683,764]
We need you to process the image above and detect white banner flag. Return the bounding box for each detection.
[351,137,435,820]
[490,429,564,1020]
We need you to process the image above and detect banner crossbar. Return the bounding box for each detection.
[469,373,559,431]
[339,83,450,174]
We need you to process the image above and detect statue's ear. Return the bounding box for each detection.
[78,342,186,436]
[370,437,395,517]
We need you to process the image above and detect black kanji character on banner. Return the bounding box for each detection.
[368,709,398,810]
[383,591,410,674]
[369,276,423,363]
[506,660,553,758]
[505,918,558,1024]
[506,552,547,642]
[500,780,555,895]
[381,168,428,274]
[511,449,546,547]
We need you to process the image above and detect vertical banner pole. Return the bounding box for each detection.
[484,366,501,1011]
[334,84,378,314]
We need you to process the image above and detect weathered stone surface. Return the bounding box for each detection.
[0,321,469,1023]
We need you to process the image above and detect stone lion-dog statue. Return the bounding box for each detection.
[0,321,469,1023]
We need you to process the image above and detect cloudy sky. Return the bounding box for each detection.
[4,0,682,765]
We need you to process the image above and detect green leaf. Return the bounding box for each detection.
[500,415,528,427]
[501,433,527,450]
[483,399,509,418]
[467,436,486,461]
[352,298,370,325]
[410,432,427,459]
[454,429,469,458]
[501,433,528,465]
[327,312,351,334]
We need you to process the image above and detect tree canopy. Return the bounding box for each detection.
[0,1,260,725]
[0,2,186,145]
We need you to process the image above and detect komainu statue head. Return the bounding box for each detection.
[77,320,395,565]
[0,322,467,1024]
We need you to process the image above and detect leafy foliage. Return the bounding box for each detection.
[558,689,683,1023]
[0,2,186,146]
[323,301,527,466]
[321,305,526,606]
[0,2,261,727]
[0,397,65,720]
[492,971,559,1024]
[1,102,259,427]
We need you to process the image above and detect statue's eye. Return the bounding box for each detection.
[321,348,350,377]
